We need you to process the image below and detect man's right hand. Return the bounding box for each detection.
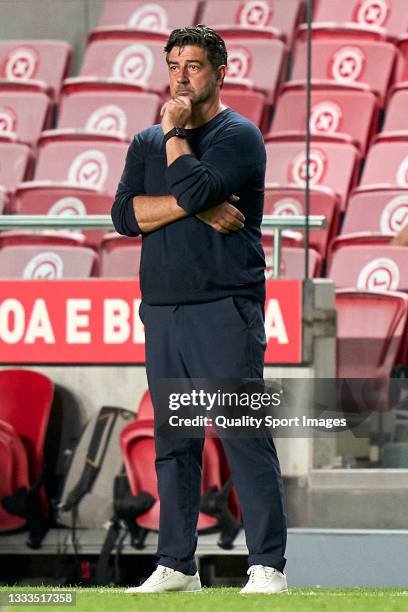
[196,195,245,234]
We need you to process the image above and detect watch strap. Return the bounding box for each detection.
[164,127,187,144]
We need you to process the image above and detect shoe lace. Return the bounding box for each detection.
[144,565,173,585]
[247,565,277,583]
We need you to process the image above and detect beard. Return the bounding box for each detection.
[175,78,217,106]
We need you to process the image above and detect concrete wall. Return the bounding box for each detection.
[0,0,105,74]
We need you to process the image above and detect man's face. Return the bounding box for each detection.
[166,45,224,106]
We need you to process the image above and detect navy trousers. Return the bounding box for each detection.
[139,295,287,574]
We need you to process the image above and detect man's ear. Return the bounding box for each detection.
[217,65,227,87]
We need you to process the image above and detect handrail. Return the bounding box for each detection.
[0,214,327,280]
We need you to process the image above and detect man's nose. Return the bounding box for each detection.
[177,67,189,83]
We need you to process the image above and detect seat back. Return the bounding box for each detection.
[382,87,408,133]
[335,290,408,411]
[80,38,169,92]
[202,0,304,44]
[0,40,72,98]
[360,139,408,188]
[0,243,98,278]
[0,91,51,146]
[313,0,408,38]
[291,37,397,105]
[0,370,53,480]
[222,36,287,104]
[221,87,266,128]
[120,420,219,531]
[265,139,359,210]
[58,89,161,139]
[97,0,201,29]
[34,139,129,194]
[271,84,379,155]
[343,188,408,235]
[0,143,31,191]
[100,235,142,278]
[136,389,154,421]
[329,244,408,291]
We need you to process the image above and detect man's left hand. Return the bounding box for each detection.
[161,96,192,133]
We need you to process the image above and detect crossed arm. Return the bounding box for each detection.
[132,134,244,235]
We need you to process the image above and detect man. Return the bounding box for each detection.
[111,25,287,594]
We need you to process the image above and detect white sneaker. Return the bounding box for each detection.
[127,564,202,593]
[240,564,288,594]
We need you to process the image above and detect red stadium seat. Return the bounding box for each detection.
[359,134,408,188]
[0,40,72,100]
[34,135,129,195]
[0,420,29,532]
[0,91,51,146]
[0,369,54,481]
[0,236,99,279]
[264,185,339,257]
[335,289,408,411]
[120,419,219,532]
[382,85,408,134]
[270,82,380,155]
[313,0,408,38]
[342,187,408,236]
[202,0,305,45]
[100,234,142,278]
[217,31,288,104]
[136,389,154,421]
[57,82,161,139]
[262,237,322,278]
[329,243,408,291]
[11,183,113,248]
[0,142,31,192]
[291,27,398,106]
[221,84,267,129]
[264,136,360,211]
[78,34,169,93]
[96,0,201,30]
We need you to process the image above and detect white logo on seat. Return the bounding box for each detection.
[329,46,365,83]
[273,198,302,216]
[68,150,108,189]
[23,252,64,279]
[86,105,127,135]
[128,3,168,30]
[357,257,400,290]
[310,101,342,134]
[237,1,273,27]
[0,106,17,133]
[353,0,390,27]
[227,47,252,79]
[396,156,408,187]
[48,197,87,217]
[380,195,408,234]
[113,44,154,84]
[289,149,327,186]
[3,46,39,80]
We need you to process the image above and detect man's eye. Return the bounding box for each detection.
[169,65,178,72]
[189,65,199,71]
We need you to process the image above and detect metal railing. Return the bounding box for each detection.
[0,214,326,279]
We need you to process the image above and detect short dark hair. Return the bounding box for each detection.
[164,24,228,71]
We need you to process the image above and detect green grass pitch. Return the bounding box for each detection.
[1,587,408,611]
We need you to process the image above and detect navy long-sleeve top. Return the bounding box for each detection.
[111,108,266,305]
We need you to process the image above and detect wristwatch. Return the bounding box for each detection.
[164,127,187,145]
